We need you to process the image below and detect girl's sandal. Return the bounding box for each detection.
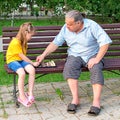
[28,96,35,103]
[25,93,35,104]
[17,97,31,107]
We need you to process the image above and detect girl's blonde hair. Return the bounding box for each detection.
[16,22,35,53]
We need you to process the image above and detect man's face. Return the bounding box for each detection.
[65,18,83,33]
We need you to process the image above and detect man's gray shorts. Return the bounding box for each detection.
[63,55,104,85]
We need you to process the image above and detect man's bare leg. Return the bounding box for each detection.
[67,78,80,105]
[92,84,102,108]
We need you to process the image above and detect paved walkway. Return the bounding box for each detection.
[0,79,120,120]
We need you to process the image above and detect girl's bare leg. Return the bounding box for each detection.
[25,64,35,97]
[16,68,28,101]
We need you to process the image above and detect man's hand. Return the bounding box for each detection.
[87,44,110,69]
[87,57,99,69]
[36,54,45,63]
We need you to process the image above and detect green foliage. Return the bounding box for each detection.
[67,0,85,11]
[65,0,120,22]
[0,0,22,17]
[0,0,120,22]
[33,7,39,17]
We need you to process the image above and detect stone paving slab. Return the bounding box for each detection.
[0,79,120,120]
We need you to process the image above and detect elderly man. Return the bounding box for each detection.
[36,10,112,116]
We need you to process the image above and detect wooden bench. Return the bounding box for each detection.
[2,23,120,107]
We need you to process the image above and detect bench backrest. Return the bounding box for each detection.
[2,23,120,63]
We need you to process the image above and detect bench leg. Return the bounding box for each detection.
[13,74,20,108]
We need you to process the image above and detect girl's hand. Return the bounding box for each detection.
[33,62,40,67]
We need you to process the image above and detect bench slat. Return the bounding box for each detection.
[2,26,62,32]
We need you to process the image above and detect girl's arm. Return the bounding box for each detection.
[19,53,39,67]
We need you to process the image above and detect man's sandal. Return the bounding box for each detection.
[18,97,31,107]
[67,103,80,114]
[88,106,101,116]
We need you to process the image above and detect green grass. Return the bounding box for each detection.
[0,53,13,85]
[0,52,120,86]
[0,17,64,35]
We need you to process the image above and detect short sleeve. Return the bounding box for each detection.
[91,22,112,47]
[11,39,23,54]
[53,25,66,46]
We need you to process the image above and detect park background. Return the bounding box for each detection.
[0,0,120,85]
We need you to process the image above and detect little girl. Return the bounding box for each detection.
[6,22,39,107]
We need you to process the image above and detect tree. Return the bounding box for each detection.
[0,0,120,23]
[0,0,23,26]
[65,0,120,22]
[88,0,120,22]
[24,0,34,16]
[0,0,22,17]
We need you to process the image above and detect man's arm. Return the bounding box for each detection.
[95,44,110,62]
[87,44,110,69]
[36,42,59,63]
